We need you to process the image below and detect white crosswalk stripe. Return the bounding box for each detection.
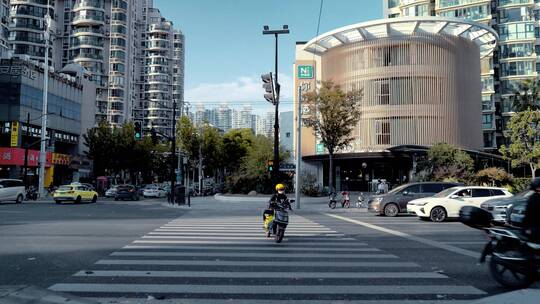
[48,214,487,303]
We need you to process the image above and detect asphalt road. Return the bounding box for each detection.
[1,195,538,303]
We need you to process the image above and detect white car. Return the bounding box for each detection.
[105,186,118,198]
[0,179,25,204]
[143,186,166,198]
[407,186,512,222]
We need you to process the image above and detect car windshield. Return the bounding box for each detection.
[58,186,72,191]
[387,184,409,194]
[433,187,459,198]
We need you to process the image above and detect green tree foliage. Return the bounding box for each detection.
[512,79,540,112]
[475,167,512,187]
[303,81,363,192]
[500,110,540,178]
[83,121,168,183]
[222,128,254,173]
[176,116,200,167]
[425,143,474,182]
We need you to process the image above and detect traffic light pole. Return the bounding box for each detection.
[273,33,280,185]
[263,25,289,185]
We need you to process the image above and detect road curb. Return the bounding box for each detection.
[0,285,98,303]
[471,289,540,304]
[214,194,269,202]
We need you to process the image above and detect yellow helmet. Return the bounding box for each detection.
[275,183,285,191]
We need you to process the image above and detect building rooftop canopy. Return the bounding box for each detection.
[303,17,497,58]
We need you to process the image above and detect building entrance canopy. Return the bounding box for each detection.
[303,17,497,59]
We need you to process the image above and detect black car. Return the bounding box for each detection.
[114,184,139,201]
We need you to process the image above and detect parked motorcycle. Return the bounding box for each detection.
[356,193,366,208]
[341,191,350,208]
[263,198,292,243]
[25,187,38,201]
[329,192,338,209]
[459,206,540,289]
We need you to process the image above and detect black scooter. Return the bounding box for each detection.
[265,199,293,243]
[25,187,38,201]
[460,206,540,289]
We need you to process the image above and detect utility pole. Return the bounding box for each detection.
[198,124,203,196]
[38,11,51,197]
[263,25,289,185]
[295,85,302,210]
[23,113,30,188]
[170,101,177,204]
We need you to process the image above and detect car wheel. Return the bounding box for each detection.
[16,194,23,204]
[430,206,447,222]
[91,195,97,203]
[75,196,81,204]
[384,203,399,217]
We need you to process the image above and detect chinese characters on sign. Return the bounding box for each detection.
[0,66,38,79]
[10,122,19,147]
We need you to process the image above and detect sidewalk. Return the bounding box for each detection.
[214,193,329,203]
[471,288,540,304]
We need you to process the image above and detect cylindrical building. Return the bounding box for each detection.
[296,17,498,190]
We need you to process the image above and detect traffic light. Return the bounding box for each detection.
[134,122,142,141]
[261,72,276,105]
[267,160,274,172]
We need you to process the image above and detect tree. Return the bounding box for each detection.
[511,79,540,112]
[176,116,201,168]
[475,167,512,187]
[426,143,474,182]
[500,110,540,178]
[222,128,254,173]
[303,81,362,192]
[83,121,115,176]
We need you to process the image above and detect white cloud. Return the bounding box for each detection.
[185,73,293,103]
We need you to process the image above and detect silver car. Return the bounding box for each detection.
[0,179,25,204]
[480,190,532,223]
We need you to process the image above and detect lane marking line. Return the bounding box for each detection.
[325,214,480,259]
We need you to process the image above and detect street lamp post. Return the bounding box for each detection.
[263,25,289,184]
[38,11,51,197]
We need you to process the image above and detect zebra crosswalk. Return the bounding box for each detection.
[49,214,486,303]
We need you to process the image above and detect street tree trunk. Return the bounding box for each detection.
[530,163,537,179]
[328,151,334,193]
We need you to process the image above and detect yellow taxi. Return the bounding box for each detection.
[53,183,98,204]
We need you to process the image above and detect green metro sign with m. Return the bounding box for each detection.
[298,65,313,79]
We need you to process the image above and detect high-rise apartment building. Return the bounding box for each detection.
[383,0,535,151]
[0,0,9,58]
[7,0,184,135]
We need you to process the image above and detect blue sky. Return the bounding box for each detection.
[154,0,382,113]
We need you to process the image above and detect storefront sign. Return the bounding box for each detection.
[52,153,71,165]
[316,143,325,154]
[0,147,52,167]
[0,65,38,79]
[297,65,313,79]
[10,122,19,147]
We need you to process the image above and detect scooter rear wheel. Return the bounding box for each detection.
[489,255,534,289]
[329,201,337,209]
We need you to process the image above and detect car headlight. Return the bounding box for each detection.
[414,202,428,206]
[372,197,382,203]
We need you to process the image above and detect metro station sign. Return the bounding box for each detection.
[297,65,313,79]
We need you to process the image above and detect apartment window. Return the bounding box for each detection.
[286,132,291,138]
[388,0,399,8]
[482,95,492,111]
[500,61,534,76]
[375,119,390,145]
[499,22,535,41]
[482,114,493,129]
[483,133,494,148]
[376,81,390,105]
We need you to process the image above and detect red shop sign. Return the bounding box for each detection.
[0,147,52,167]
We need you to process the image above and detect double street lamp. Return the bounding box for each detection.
[262,25,289,184]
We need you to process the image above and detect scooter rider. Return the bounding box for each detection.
[522,178,540,242]
[263,184,291,222]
